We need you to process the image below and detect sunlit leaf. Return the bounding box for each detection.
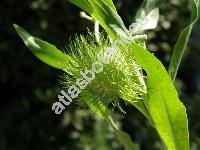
[14,24,78,75]
[130,42,189,150]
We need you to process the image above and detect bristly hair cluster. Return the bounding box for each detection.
[60,32,147,112]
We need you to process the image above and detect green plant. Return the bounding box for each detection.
[14,0,199,149]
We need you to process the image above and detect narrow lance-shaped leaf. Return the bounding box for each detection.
[14,24,79,75]
[168,0,199,82]
[130,42,189,150]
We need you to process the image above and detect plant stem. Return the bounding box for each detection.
[94,21,100,43]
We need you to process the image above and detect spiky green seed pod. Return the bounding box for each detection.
[61,33,147,113]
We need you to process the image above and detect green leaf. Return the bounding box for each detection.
[88,0,129,39]
[108,112,136,150]
[13,24,78,75]
[108,115,136,150]
[68,0,116,14]
[115,129,136,150]
[101,0,117,12]
[168,0,199,82]
[68,0,93,14]
[130,42,189,150]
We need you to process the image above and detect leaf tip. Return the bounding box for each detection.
[13,23,18,29]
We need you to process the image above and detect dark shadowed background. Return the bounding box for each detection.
[0,0,200,149]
